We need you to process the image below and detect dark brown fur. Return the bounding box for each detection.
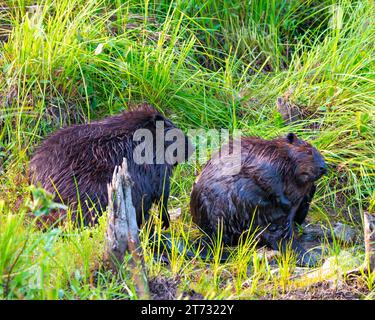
[29,103,192,228]
[190,133,327,266]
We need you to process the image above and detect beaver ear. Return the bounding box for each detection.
[286,133,297,144]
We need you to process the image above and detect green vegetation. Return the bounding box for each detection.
[0,0,374,299]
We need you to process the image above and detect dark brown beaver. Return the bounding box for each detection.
[190,133,327,266]
[29,103,193,228]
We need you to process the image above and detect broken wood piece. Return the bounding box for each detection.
[103,158,150,299]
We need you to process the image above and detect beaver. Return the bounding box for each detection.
[190,133,327,266]
[29,103,193,228]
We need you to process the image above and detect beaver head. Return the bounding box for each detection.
[128,104,194,166]
[285,133,327,185]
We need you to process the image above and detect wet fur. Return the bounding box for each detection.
[190,133,326,266]
[29,103,190,228]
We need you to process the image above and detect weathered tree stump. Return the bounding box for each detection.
[103,158,150,299]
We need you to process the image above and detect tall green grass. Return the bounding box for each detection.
[0,0,374,299]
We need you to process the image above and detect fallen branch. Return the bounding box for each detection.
[103,158,150,299]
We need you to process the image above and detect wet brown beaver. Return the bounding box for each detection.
[190,133,327,266]
[29,104,193,228]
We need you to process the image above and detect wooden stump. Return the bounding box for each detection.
[103,158,150,299]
